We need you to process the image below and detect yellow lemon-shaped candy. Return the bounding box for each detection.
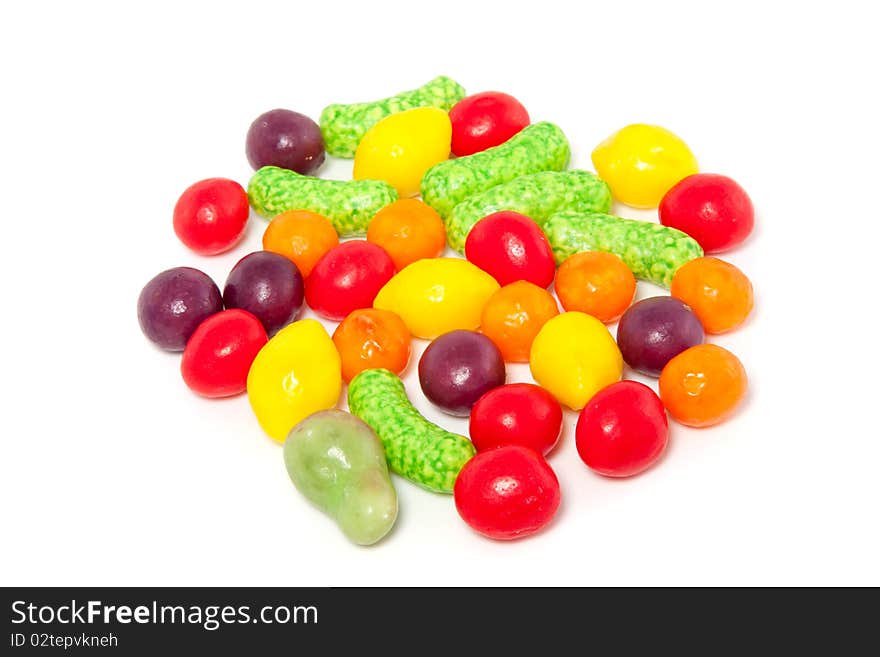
[373,258,500,339]
[247,319,342,442]
[591,123,698,209]
[529,312,622,409]
[353,107,452,198]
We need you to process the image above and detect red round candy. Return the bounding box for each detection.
[575,380,668,478]
[465,212,555,288]
[449,92,530,157]
[454,445,560,540]
[304,241,395,321]
[173,178,249,256]
[659,173,754,253]
[470,383,562,455]
[180,309,268,398]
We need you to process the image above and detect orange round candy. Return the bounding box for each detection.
[555,251,636,323]
[262,210,339,277]
[659,344,747,427]
[366,199,446,271]
[480,281,559,362]
[671,257,753,334]
[332,308,412,383]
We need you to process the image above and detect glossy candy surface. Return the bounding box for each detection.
[173,178,249,256]
[554,251,636,323]
[348,369,475,494]
[465,211,556,288]
[470,384,562,456]
[454,445,560,541]
[418,330,506,416]
[180,309,267,398]
[480,281,559,363]
[332,308,411,383]
[591,123,698,208]
[246,319,342,441]
[449,91,530,157]
[223,251,304,335]
[576,381,668,477]
[262,210,339,278]
[373,258,499,339]
[617,297,704,377]
[671,257,754,334]
[366,199,446,271]
[305,241,395,321]
[660,173,754,253]
[659,344,747,427]
[246,109,325,175]
[529,312,622,410]
[354,107,452,198]
[137,267,223,351]
[284,410,398,546]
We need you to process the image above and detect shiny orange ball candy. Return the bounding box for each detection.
[480,281,559,362]
[555,251,636,323]
[659,343,747,427]
[332,308,412,383]
[671,257,754,334]
[262,210,339,278]
[366,199,446,271]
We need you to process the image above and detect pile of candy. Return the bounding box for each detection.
[138,76,754,545]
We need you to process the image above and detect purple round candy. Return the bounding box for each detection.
[223,251,304,336]
[137,267,222,351]
[246,109,325,175]
[418,330,506,416]
[616,296,705,377]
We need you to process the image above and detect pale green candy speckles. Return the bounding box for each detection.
[320,75,466,158]
[347,369,475,494]
[445,170,612,253]
[420,122,571,219]
[543,211,704,288]
[247,166,397,236]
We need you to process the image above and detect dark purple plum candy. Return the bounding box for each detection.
[418,330,506,416]
[617,296,704,377]
[137,267,222,351]
[246,109,325,175]
[223,251,304,335]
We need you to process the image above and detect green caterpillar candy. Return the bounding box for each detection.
[320,75,466,158]
[445,170,613,252]
[420,122,571,219]
[347,369,475,494]
[247,166,397,236]
[543,211,704,288]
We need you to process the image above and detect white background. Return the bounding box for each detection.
[1,1,877,586]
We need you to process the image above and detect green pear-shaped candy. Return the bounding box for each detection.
[283,410,398,546]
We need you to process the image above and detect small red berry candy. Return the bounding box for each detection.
[173,178,250,255]
[180,309,268,398]
[454,445,561,541]
[575,381,668,477]
[449,91,531,157]
[469,383,563,456]
[465,212,556,288]
[304,241,395,321]
[659,173,754,253]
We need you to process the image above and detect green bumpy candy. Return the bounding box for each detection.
[320,75,466,158]
[284,410,398,546]
[543,211,704,288]
[445,170,613,253]
[420,122,571,219]
[247,166,397,236]
[347,369,475,494]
